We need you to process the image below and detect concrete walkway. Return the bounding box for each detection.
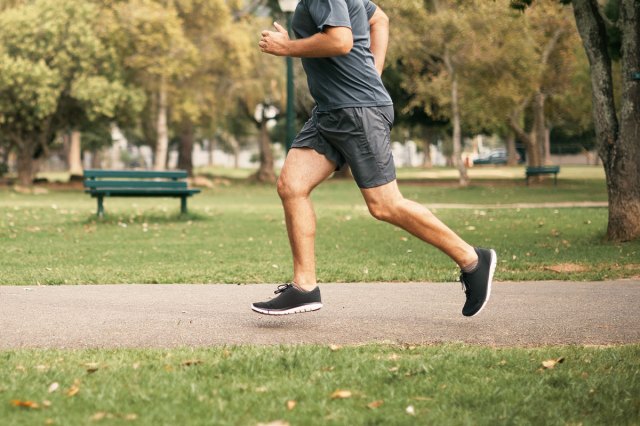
[1,280,638,349]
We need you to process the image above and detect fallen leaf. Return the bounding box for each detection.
[329,344,341,352]
[412,396,433,401]
[66,380,80,397]
[124,413,138,421]
[45,419,55,425]
[42,400,52,408]
[367,400,384,409]
[256,421,289,426]
[181,359,202,367]
[286,400,296,411]
[406,405,416,416]
[542,357,565,369]
[11,400,39,409]
[48,382,59,393]
[90,412,108,421]
[330,390,352,399]
[85,363,100,373]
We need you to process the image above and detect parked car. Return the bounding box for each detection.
[473,149,508,165]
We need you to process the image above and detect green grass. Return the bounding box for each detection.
[1,344,638,425]
[0,177,638,285]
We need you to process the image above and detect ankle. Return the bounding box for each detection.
[293,282,316,292]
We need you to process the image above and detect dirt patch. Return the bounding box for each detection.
[544,263,590,273]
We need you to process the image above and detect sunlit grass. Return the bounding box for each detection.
[0,344,637,425]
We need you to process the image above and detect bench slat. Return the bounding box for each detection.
[84,169,188,179]
[86,188,200,196]
[84,180,187,189]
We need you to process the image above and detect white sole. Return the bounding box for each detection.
[469,249,497,317]
[251,302,323,316]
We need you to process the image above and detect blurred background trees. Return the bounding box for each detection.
[0,0,637,239]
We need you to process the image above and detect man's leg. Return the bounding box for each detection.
[360,179,496,317]
[360,179,477,268]
[277,148,336,291]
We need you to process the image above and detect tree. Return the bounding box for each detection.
[515,0,640,241]
[111,0,198,171]
[0,0,143,185]
[171,0,253,176]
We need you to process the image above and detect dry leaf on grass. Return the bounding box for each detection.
[542,357,565,369]
[85,363,100,373]
[48,382,59,393]
[11,400,39,409]
[406,405,416,416]
[544,263,588,273]
[330,390,352,399]
[367,400,384,409]
[329,344,341,352]
[256,421,289,426]
[286,400,296,411]
[66,380,81,397]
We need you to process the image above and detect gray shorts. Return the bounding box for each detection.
[291,105,396,189]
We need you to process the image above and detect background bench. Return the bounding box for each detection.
[525,165,560,186]
[83,169,201,217]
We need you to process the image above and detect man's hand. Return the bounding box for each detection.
[259,22,290,56]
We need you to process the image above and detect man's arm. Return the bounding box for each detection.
[260,22,353,58]
[369,6,389,75]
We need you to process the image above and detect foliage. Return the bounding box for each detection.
[0,0,144,184]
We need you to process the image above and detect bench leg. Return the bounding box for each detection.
[181,196,187,214]
[554,173,558,186]
[97,196,104,218]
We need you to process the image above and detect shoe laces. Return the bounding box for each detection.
[274,283,293,294]
[459,273,470,295]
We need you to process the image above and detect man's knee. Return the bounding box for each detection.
[277,175,309,200]
[367,198,399,222]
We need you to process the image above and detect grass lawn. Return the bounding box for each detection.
[1,344,638,425]
[0,169,638,285]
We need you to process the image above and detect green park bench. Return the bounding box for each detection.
[83,169,201,217]
[525,165,560,186]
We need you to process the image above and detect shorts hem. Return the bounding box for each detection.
[356,174,397,189]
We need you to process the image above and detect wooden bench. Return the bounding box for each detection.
[525,165,560,186]
[83,169,201,217]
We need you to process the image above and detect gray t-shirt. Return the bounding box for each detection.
[292,0,393,111]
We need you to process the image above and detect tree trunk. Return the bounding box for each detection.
[252,117,276,183]
[16,139,36,186]
[572,0,640,241]
[154,76,169,171]
[177,119,194,176]
[449,70,469,186]
[506,132,518,166]
[68,130,83,176]
[532,91,546,168]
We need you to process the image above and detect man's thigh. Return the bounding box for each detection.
[279,147,337,193]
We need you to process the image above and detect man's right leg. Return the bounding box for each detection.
[277,147,337,291]
[251,148,336,315]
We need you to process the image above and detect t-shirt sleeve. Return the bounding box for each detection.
[307,0,352,31]
[363,0,378,20]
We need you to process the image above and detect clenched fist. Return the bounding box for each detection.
[259,22,291,56]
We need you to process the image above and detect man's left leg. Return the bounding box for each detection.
[361,179,496,317]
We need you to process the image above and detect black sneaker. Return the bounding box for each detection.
[460,248,497,317]
[251,284,323,315]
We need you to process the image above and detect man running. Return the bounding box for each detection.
[252,0,496,317]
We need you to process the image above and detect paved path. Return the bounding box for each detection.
[1,280,638,349]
